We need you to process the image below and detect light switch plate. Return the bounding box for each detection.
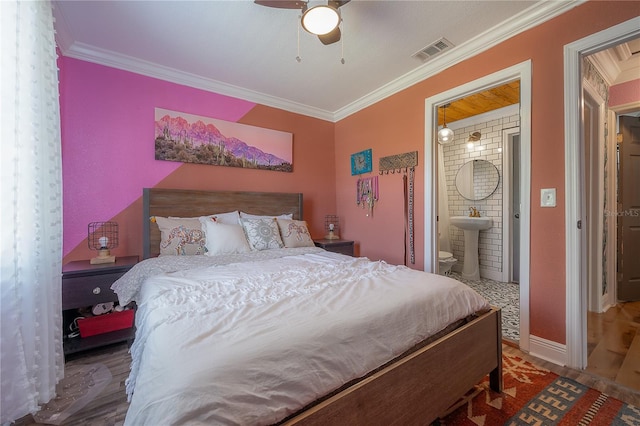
[541,188,556,207]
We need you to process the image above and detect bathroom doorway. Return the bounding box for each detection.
[424,61,532,352]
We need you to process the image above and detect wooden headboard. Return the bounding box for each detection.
[143,188,303,259]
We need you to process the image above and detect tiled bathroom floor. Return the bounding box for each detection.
[449,272,520,342]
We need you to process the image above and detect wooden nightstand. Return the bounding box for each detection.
[62,255,138,355]
[314,239,355,256]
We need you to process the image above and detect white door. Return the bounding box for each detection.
[618,115,640,301]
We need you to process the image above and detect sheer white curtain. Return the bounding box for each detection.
[1,0,64,423]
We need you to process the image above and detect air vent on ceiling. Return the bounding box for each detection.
[412,37,454,62]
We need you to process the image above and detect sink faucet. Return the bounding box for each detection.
[469,207,480,217]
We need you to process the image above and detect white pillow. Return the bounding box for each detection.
[170,210,240,225]
[240,218,284,251]
[239,211,293,220]
[209,210,240,225]
[199,217,250,256]
[277,219,315,248]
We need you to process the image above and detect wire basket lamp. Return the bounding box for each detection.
[88,221,119,264]
[324,215,340,240]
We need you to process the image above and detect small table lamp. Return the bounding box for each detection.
[88,222,119,264]
[324,215,340,240]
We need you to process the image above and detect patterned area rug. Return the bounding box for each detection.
[435,352,640,425]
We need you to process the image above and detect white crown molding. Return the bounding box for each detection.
[59,42,336,122]
[52,2,74,54]
[611,100,640,114]
[589,50,620,85]
[333,1,583,121]
[55,1,581,123]
[586,41,640,86]
[615,67,640,85]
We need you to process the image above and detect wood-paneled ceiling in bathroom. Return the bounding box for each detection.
[438,80,520,125]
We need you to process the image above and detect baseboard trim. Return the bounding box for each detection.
[529,334,567,366]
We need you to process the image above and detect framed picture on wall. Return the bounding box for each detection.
[350,149,372,175]
[154,108,293,172]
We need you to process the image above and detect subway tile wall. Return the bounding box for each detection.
[442,113,519,278]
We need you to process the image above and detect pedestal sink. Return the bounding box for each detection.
[450,216,493,281]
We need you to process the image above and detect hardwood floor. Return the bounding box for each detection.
[13,333,640,425]
[504,344,640,408]
[14,344,131,426]
[587,300,640,393]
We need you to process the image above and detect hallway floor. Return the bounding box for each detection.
[449,272,519,342]
[451,271,640,393]
[587,301,640,393]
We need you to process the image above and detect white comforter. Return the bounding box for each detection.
[114,248,489,425]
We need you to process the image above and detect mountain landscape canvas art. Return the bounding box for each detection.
[154,108,293,172]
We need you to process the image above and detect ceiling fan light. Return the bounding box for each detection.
[438,125,454,145]
[301,5,339,35]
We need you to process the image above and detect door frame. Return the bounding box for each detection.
[606,108,618,306]
[502,127,521,283]
[608,106,640,304]
[425,60,532,352]
[582,80,607,314]
[564,16,640,369]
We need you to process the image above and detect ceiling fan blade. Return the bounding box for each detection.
[329,0,350,8]
[318,26,341,45]
[254,0,306,9]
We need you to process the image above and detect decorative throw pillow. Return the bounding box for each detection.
[155,216,206,256]
[240,218,284,251]
[277,219,315,248]
[240,211,293,220]
[199,217,250,256]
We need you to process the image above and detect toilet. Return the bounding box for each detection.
[438,251,457,276]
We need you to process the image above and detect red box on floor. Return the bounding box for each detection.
[77,309,134,338]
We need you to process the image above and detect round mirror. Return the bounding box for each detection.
[455,159,500,201]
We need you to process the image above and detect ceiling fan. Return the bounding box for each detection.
[255,0,350,45]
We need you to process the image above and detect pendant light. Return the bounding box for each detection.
[438,103,454,145]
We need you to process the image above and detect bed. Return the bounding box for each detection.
[113,188,503,425]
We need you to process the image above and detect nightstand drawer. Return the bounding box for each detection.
[314,239,355,256]
[327,244,354,256]
[61,256,138,356]
[62,272,123,310]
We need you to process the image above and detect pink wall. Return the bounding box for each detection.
[610,79,640,108]
[60,1,638,347]
[335,2,638,345]
[60,58,336,262]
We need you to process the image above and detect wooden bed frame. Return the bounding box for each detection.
[142,187,503,425]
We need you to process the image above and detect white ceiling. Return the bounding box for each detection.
[53,0,579,121]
